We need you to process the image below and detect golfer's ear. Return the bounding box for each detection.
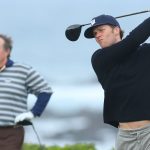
[114,26,120,35]
[5,48,11,57]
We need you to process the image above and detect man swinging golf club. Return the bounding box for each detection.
[0,34,52,150]
[84,15,150,149]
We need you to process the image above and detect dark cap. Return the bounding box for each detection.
[84,14,120,38]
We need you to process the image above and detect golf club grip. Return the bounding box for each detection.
[17,120,32,126]
[116,10,150,19]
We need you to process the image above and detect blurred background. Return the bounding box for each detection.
[0,0,149,149]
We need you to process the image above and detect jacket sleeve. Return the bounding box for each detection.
[25,67,53,116]
[31,92,52,116]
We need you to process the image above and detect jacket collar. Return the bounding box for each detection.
[6,59,14,67]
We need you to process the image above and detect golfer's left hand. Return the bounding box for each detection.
[14,111,34,124]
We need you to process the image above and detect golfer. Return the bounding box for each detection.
[0,34,52,150]
[84,15,150,149]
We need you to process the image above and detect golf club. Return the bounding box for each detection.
[65,9,150,41]
[17,120,45,150]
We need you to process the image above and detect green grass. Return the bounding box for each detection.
[23,143,96,150]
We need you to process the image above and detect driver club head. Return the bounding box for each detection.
[65,24,82,41]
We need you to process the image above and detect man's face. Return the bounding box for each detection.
[93,25,120,48]
[0,38,10,62]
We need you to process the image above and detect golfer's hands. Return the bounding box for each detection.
[15,111,34,124]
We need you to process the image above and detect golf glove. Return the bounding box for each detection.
[15,111,34,124]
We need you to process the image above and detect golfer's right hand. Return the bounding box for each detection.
[14,111,34,124]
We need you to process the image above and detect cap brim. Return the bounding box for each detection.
[84,22,120,39]
[84,26,94,39]
[84,24,101,39]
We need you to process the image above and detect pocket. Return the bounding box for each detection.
[115,133,126,149]
[143,133,150,150]
[145,143,150,150]
[14,126,24,145]
[116,132,137,150]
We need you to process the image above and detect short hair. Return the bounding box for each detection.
[0,34,13,50]
[109,25,124,39]
[0,34,13,58]
[119,29,124,39]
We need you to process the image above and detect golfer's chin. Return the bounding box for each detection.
[99,42,113,49]
[99,43,109,49]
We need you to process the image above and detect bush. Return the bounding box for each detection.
[23,143,96,150]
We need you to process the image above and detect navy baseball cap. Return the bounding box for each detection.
[84,14,120,38]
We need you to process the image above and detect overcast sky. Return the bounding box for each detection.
[0,0,149,84]
[0,1,149,148]
[0,0,149,105]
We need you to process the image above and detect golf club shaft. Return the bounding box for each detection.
[80,10,150,27]
[82,23,90,27]
[31,123,44,150]
[116,10,150,19]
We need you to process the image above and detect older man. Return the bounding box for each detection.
[0,34,52,150]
